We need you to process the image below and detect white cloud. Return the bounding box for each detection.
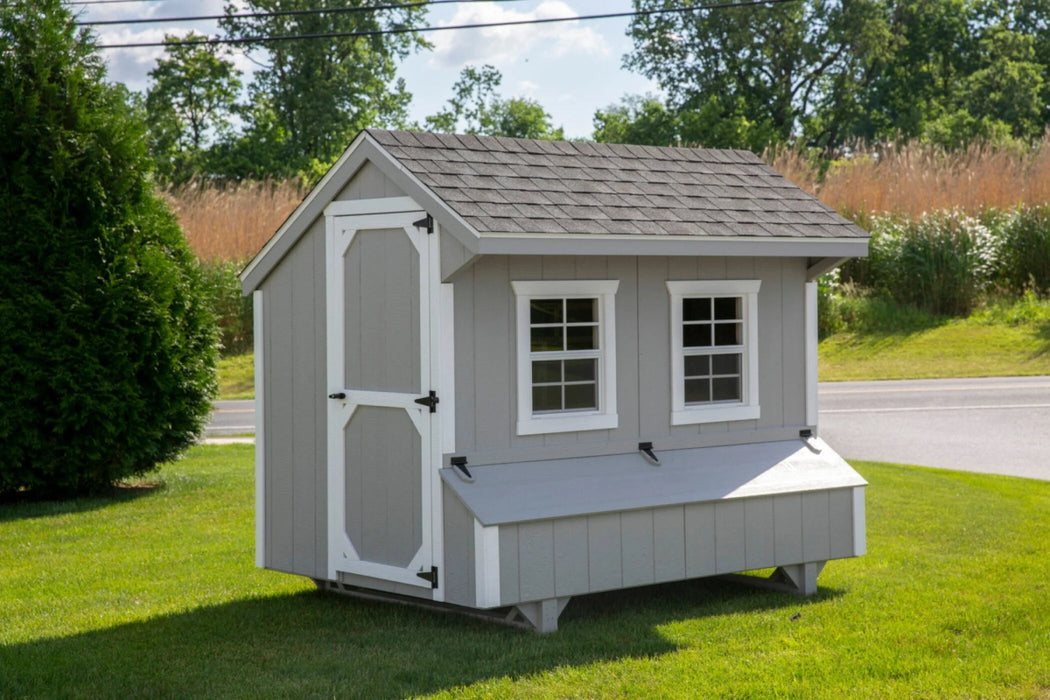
[517,80,540,97]
[430,1,610,69]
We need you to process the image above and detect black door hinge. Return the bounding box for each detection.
[414,390,439,413]
[417,565,438,588]
[412,213,434,234]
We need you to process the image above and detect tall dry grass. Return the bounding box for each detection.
[767,137,1050,217]
[162,179,305,261]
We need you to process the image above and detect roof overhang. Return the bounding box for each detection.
[474,232,869,261]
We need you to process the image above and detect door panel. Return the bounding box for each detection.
[344,228,420,395]
[345,405,422,567]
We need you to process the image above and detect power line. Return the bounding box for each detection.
[66,0,168,5]
[95,0,798,49]
[76,0,523,27]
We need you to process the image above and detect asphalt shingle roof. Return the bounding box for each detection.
[366,130,868,240]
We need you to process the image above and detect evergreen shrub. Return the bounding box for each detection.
[0,1,217,496]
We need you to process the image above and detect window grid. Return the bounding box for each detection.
[682,295,744,405]
[528,298,600,413]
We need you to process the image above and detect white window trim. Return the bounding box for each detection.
[511,280,619,435]
[667,279,761,425]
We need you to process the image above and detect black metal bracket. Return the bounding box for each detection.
[417,565,438,588]
[639,441,660,466]
[414,390,439,413]
[412,213,434,234]
[450,456,473,482]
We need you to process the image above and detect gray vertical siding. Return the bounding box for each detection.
[453,255,812,466]
[335,161,406,200]
[496,488,862,606]
[260,219,328,580]
[441,487,476,607]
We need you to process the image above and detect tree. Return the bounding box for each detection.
[425,65,563,139]
[593,93,775,150]
[220,0,427,174]
[0,0,218,497]
[625,0,891,149]
[145,33,242,183]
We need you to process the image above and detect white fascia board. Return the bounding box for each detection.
[476,233,870,259]
[253,289,266,569]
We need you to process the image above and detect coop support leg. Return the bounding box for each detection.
[774,561,826,596]
[515,597,571,633]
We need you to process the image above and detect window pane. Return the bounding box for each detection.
[530,326,563,352]
[564,358,596,382]
[714,322,741,346]
[565,298,597,323]
[532,360,561,383]
[712,353,741,375]
[683,297,711,322]
[564,383,597,410]
[714,296,741,320]
[532,385,562,412]
[530,299,562,325]
[566,325,598,350]
[684,378,710,403]
[683,323,711,347]
[712,376,741,401]
[684,354,709,377]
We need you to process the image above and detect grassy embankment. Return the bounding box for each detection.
[2,443,1048,698]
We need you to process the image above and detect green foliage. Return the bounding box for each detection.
[839,205,1050,318]
[198,260,253,356]
[0,0,217,496]
[983,205,1050,295]
[145,33,242,184]
[593,93,777,150]
[623,0,1050,151]
[424,64,564,140]
[625,0,890,149]
[219,0,427,175]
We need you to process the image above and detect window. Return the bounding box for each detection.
[512,280,619,435]
[667,280,760,425]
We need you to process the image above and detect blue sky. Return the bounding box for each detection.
[84,0,662,139]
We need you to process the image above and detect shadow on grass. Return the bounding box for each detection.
[0,482,164,523]
[0,577,840,698]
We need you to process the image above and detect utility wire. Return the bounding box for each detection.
[66,0,167,5]
[76,0,523,27]
[96,0,798,49]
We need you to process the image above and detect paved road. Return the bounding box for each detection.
[207,400,255,437]
[820,376,1050,481]
[207,377,1050,480]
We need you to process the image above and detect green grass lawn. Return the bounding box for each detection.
[2,446,1049,698]
[820,315,1050,381]
[217,352,255,400]
[819,294,1050,381]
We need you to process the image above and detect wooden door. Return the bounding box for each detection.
[325,203,440,591]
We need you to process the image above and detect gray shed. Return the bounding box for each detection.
[240,129,870,632]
